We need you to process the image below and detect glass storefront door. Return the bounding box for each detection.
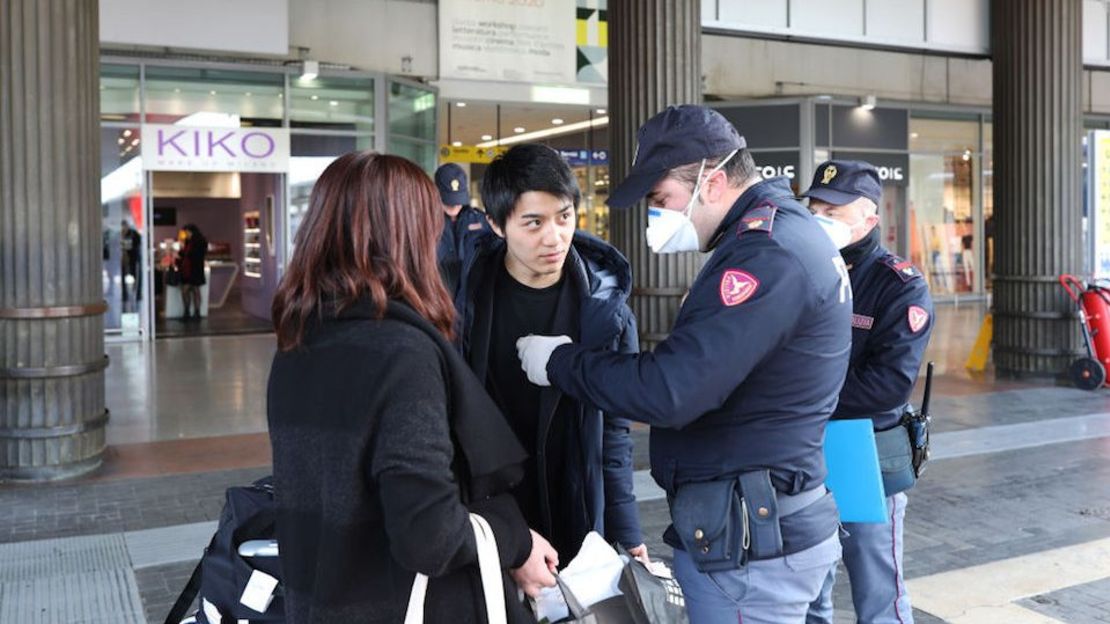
[100,64,143,336]
[908,116,982,297]
[99,59,433,340]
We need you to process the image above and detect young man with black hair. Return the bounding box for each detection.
[454,143,646,566]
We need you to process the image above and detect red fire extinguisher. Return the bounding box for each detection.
[1060,275,1110,389]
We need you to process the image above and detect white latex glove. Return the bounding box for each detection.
[515,335,573,386]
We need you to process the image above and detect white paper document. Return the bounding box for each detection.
[533,532,626,622]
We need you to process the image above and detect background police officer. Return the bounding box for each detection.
[434,162,489,296]
[516,105,852,623]
[802,161,934,624]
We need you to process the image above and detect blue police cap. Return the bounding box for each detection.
[800,160,882,206]
[434,163,470,206]
[608,105,746,209]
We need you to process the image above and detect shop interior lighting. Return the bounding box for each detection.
[452,141,463,147]
[329,100,338,106]
[311,95,319,101]
[481,134,493,141]
[456,101,467,107]
[596,108,607,115]
[530,85,591,105]
[513,127,526,133]
[301,60,319,81]
[860,95,877,110]
[551,118,564,125]
[209,90,217,96]
[478,116,610,148]
[174,112,240,127]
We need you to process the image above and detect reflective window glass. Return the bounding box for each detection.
[144,66,284,126]
[290,75,374,134]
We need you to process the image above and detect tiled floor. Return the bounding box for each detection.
[4,301,1110,623]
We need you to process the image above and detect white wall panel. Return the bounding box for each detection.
[867,0,926,44]
[792,0,864,38]
[925,0,989,52]
[289,0,437,76]
[100,0,289,55]
[1084,0,1109,63]
[717,0,789,30]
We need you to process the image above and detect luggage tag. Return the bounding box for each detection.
[239,569,279,613]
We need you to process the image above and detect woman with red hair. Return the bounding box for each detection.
[268,152,557,623]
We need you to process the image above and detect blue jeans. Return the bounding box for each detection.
[807,492,913,624]
[673,533,841,624]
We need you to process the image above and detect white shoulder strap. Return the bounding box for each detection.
[404,513,508,624]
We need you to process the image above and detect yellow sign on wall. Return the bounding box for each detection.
[439,145,507,165]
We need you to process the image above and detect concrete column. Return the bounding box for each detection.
[990,0,1084,377]
[0,0,107,481]
[609,0,702,349]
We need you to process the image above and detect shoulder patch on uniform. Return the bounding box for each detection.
[737,202,777,237]
[468,222,484,231]
[881,254,923,282]
[719,269,759,307]
[908,305,929,333]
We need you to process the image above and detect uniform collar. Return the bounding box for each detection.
[708,177,793,251]
[841,227,882,268]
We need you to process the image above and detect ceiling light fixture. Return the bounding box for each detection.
[860,94,877,110]
[456,102,467,108]
[552,118,564,125]
[478,116,610,148]
[513,127,526,133]
[301,60,319,81]
[452,141,463,147]
[481,134,493,141]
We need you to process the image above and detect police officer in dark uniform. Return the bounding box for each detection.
[801,161,934,624]
[435,163,490,296]
[516,105,852,623]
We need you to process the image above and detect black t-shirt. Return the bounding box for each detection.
[485,262,571,536]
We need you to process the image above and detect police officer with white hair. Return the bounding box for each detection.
[516,105,853,623]
[802,160,934,624]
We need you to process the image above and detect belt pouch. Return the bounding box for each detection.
[671,479,744,572]
[875,426,916,496]
[737,470,783,560]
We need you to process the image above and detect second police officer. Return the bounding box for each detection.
[516,105,853,623]
[435,162,490,297]
[802,161,934,624]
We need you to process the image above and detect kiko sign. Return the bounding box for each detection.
[141,124,290,172]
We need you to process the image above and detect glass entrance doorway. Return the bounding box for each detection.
[150,171,283,338]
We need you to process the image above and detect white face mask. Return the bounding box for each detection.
[646,207,700,253]
[645,150,738,254]
[813,214,853,249]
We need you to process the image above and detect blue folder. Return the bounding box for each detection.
[823,419,888,523]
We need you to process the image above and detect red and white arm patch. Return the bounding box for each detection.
[908,305,929,333]
[719,269,760,307]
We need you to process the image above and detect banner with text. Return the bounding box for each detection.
[439,0,576,84]
[142,124,290,172]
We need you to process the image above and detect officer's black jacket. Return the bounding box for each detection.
[835,234,934,430]
[548,177,853,496]
[437,206,489,297]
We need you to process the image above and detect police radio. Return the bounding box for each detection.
[902,362,933,478]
